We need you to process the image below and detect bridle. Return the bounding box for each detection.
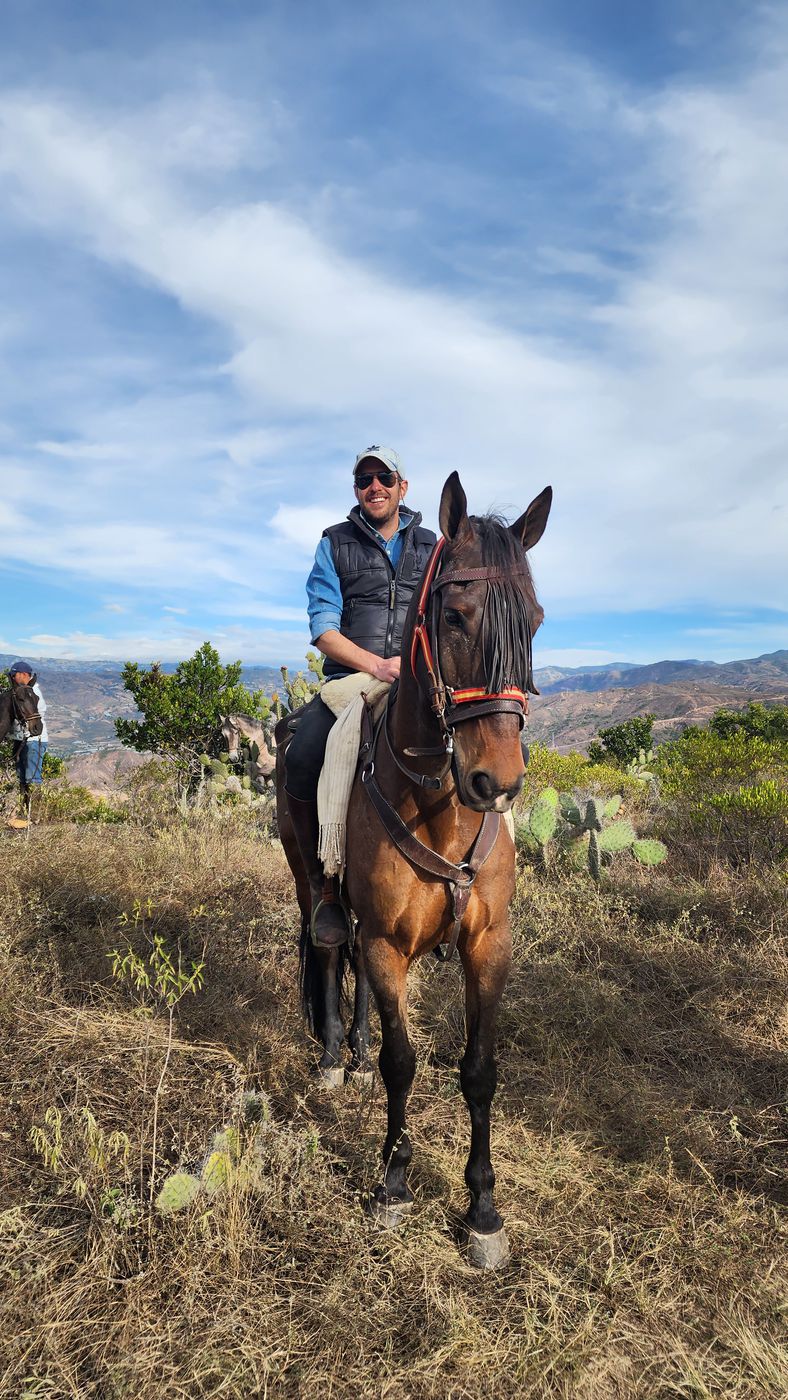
[359,533,537,961]
[388,535,534,788]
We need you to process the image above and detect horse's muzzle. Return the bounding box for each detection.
[461,767,524,813]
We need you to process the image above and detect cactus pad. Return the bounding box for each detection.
[529,795,559,845]
[632,838,668,865]
[560,793,582,825]
[201,1150,231,1197]
[155,1171,201,1214]
[602,794,623,820]
[598,820,636,853]
[588,830,600,880]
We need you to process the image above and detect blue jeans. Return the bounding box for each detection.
[13,739,47,788]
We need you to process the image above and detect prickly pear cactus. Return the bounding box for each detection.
[155,1171,201,1214]
[201,1150,232,1197]
[560,792,582,826]
[529,788,559,845]
[588,829,601,881]
[632,838,668,866]
[597,819,636,853]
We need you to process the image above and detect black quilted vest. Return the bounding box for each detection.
[322,506,436,678]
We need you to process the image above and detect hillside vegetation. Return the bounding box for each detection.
[1,724,787,1398]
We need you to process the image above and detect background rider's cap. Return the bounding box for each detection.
[8,661,33,677]
[353,445,401,477]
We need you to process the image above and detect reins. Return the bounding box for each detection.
[360,533,534,961]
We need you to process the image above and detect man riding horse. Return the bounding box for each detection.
[284,446,436,947]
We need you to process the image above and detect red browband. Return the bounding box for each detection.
[410,536,528,715]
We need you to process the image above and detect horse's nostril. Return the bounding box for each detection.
[469,769,495,802]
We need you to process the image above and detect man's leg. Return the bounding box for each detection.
[284,698,349,947]
[25,742,47,821]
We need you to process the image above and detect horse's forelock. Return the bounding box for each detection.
[453,513,540,695]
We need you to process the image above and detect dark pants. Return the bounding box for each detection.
[284,696,337,801]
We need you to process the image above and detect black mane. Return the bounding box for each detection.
[470,514,542,695]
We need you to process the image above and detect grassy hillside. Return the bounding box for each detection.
[1,800,786,1397]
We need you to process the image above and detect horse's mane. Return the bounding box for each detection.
[467,514,543,696]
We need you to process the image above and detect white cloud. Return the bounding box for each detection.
[21,625,310,664]
[0,12,786,648]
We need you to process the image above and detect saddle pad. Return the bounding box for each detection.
[317,675,390,877]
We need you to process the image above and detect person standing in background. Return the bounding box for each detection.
[7,662,48,816]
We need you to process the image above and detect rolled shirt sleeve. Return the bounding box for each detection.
[306,536,343,642]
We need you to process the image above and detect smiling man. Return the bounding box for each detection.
[284,445,436,946]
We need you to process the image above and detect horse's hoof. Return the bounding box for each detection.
[346,1068,374,1090]
[465,1226,510,1270]
[318,1065,345,1090]
[367,1196,414,1231]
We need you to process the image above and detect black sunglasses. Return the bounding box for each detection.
[354,469,399,489]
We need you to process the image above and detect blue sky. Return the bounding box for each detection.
[1,0,786,669]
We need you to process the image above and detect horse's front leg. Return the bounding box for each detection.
[459,921,512,1268]
[364,935,415,1226]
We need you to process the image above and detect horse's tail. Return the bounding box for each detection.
[298,917,351,1040]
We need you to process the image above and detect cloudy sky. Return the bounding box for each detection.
[1,0,786,669]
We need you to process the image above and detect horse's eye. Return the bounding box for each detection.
[443,608,464,630]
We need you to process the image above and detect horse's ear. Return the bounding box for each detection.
[510,485,552,551]
[439,472,471,542]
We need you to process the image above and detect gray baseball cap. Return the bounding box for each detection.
[353,445,402,476]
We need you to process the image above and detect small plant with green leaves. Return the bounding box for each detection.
[587,714,656,769]
[109,909,205,1204]
[30,1104,133,1222]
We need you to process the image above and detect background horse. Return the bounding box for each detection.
[219,713,276,788]
[277,472,551,1266]
[0,678,42,745]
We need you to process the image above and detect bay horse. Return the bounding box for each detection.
[276,472,551,1267]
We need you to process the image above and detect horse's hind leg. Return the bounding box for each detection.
[458,923,512,1268]
[347,936,372,1085]
[364,936,415,1225]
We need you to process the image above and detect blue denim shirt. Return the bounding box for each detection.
[307,507,415,642]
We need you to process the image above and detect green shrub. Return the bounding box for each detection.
[655,729,788,801]
[655,728,788,868]
[37,784,127,825]
[523,744,644,805]
[586,714,655,768]
[709,701,788,743]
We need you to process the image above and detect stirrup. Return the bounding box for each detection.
[309,885,351,948]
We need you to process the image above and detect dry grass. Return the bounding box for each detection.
[1,815,786,1399]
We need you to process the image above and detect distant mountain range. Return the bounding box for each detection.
[533,649,788,694]
[2,649,787,760]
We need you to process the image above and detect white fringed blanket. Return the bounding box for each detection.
[317,674,390,877]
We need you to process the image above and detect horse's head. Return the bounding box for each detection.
[0,676,42,741]
[218,714,242,762]
[429,472,551,813]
